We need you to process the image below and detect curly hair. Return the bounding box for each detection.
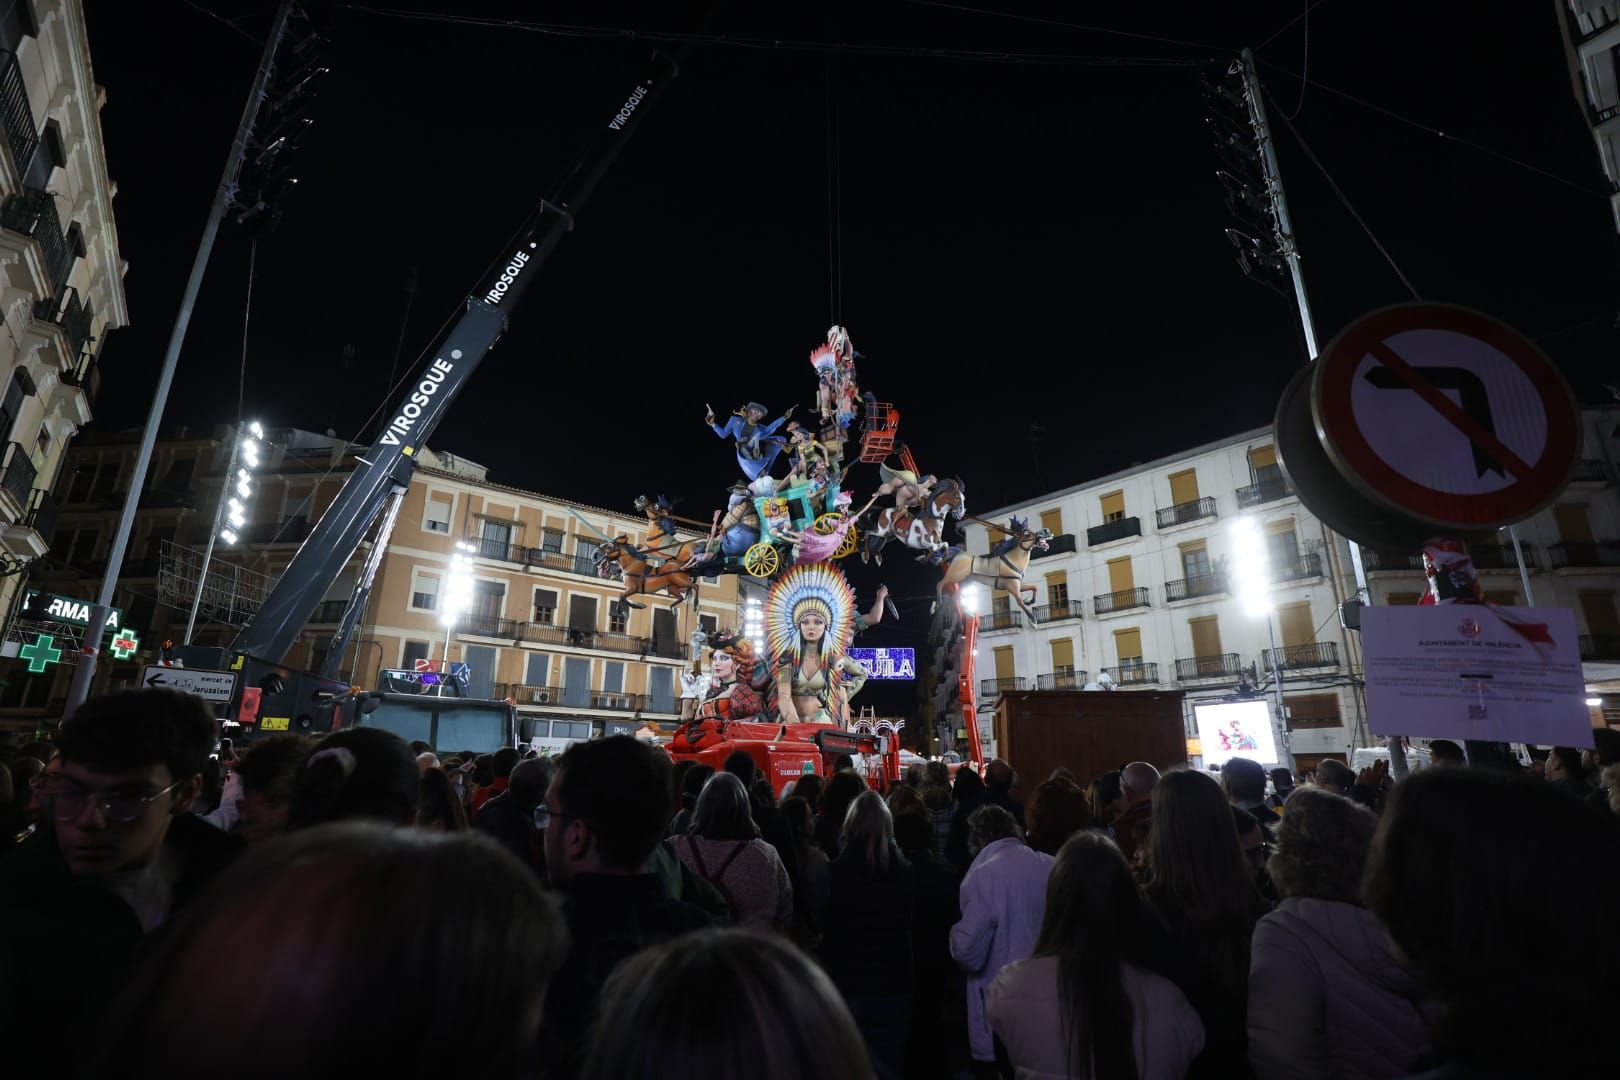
[1268,786,1377,902]
[713,638,757,682]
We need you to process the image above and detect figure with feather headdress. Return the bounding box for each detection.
[766,563,868,726]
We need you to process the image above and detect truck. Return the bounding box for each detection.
[176,53,681,748]
[990,689,1187,789]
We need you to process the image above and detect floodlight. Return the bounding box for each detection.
[1230,516,1272,616]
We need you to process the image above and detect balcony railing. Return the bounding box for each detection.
[0,442,35,510]
[309,600,349,624]
[1165,572,1226,602]
[1101,662,1159,685]
[1469,543,1536,571]
[1030,533,1077,560]
[587,691,650,712]
[1272,553,1323,583]
[475,538,602,578]
[1,187,71,290]
[60,356,100,406]
[1263,641,1340,670]
[1175,653,1243,681]
[0,50,37,175]
[1087,517,1142,546]
[22,488,55,543]
[1362,549,1422,572]
[1580,635,1620,662]
[979,676,1029,698]
[1036,668,1089,690]
[35,286,94,364]
[1571,459,1609,483]
[1235,476,1293,508]
[980,609,1023,631]
[1155,497,1217,530]
[1032,599,1083,623]
[464,616,664,658]
[1549,542,1620,570]
[1094,586,1150,615]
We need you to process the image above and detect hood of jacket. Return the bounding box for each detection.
[1268,896,1417,996]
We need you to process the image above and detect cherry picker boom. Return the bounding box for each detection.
[179,54,679,733]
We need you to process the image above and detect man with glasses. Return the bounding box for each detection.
[0,689,242,1072]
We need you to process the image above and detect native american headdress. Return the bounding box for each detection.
[766,561,857,665]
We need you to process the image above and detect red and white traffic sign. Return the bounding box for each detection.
[1313,303,1579,530]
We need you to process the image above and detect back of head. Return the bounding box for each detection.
[98,824,567,1076]
[1549,745,1587,784]
[418,767,469,831]
[1219,757,1267,803]
[1146,769,1258,927]
[583,929,873,1080]
[1268,767,1294,791]
[1589,727,1620,768]
[507,757,554,810]
[473,754,496,787]
[885,783,927,822]
[985,757,1014,793]
[681,763,716,805]
[841,789,894,875]
[287,727,419,831]
[1089,770,1122,827]
[1314,758,1355,794]
[793,772,822,812]
[1365,768,1620,1074]
[821,769,868,822]
[1427,739,1466,767]
[235,734,314,803]
[922,759,951,790]
[1120,761,1160,802]
[555,736,672,871]
[492,746,521,779]
[1269,787,1376,902]
[57,689,217,783]
[691,771,758,841]
[1027,778,1091,856]
[953,765,985,804]
[967,802,1020,857]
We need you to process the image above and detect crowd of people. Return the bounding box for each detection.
[1,689,1618,1078]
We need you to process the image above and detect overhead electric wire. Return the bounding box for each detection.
[1264,82,1422,300]
[238,237,256,425]
[175,0,265,45]
[901,0,1230,55]
[1255,0,1332,52]
[338,5,1202,67]
[1282,0,1310,118]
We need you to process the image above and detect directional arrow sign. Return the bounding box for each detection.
[142,666,238,703]
[1313,303,1580,530]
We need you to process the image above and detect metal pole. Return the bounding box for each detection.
[437,626,454,697]
[184,425,241,644]
[1265,613,1295,771]
[64,0,296,716]
[1242,47,1398,778]
[1508,525,1535,605]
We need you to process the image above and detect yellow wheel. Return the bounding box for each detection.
[812,512,844,535]
[743,542,781,577]
[834,523,861,559]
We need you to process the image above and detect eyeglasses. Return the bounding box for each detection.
[45,779,184,824]
[532,804,581,831]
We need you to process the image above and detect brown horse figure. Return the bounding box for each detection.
[936,516,1051,619]
[595,534,696,609]
[861,477,966,566]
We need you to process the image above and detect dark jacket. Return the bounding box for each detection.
[945,793,989,874]
[473,789,536,869]
[820,844,915,999]
[541,872,716,1077]
[0,815,242,1074]
[986,786,1025,829]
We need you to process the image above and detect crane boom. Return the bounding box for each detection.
[231,52,678,665]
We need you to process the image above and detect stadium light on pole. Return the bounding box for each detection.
[959,584,983,615]
[184,421,265,644]
[437,541,475,695]
[1231,515,1293,768]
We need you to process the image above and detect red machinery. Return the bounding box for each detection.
[670,718,901,796]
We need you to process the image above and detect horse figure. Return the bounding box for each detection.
[936,516,1052,619]
[861,477,966,566]
[594,534,696,609]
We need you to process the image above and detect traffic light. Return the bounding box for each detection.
[234,5,328,232]
[1201,62,1287,290]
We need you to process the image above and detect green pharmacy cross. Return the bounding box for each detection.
[107,629,141,661]
[20,633,63,673]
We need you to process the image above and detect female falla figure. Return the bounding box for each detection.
[696,634,762,722]
[766,563,868,726]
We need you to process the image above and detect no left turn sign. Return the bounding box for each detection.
[1313,303,1580,530]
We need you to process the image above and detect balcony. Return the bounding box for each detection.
[1175,653,1243,682]
[1271,553,1323,583]
[1549,542,1620,570]
[499,683,563,706]
[0,49,36,176]
[979,676,1029,699]
[1165,572,1226,602]
[477,539,602,578]
[979,609,1024,632]
[1580,635,1620,662]
[309,600,349,624]
[35,286,94,366]
[464,616,664,658]
[1101,662,1160,686]
[1,488,54,558]
[1235,476,1293,508]
[0,442,35,512]
[587,691,650,712]
[1263,641,1340,671]
[1571,459,1610,483]
[1362,549,1422,573]
[1,187,71,290]
[1036,669,1089,690]
[1155,497,1217,530]
[1094,586,1150,616]
[1087,517,1142,547]
[1469,543,1536,571]
[1029,533,1076,560]
[1032,599,1083,623]
[54,356,99,420]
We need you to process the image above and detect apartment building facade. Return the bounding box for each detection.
[0,1,127,646]
[966,410,1620,770]
[1558,0,1620,229]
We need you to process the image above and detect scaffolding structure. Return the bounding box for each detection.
[157,540,274,630]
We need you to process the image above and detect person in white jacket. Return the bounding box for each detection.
[1248,787,1430,1079]
[949,803,1052,1066]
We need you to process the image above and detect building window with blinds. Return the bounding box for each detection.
[1100,490,1125,524]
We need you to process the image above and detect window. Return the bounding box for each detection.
[540,528,564,553]
[89,460,116,500]
[609,601,628,634]
[649,667,676,712]
[1045,571,1068,608]
[1113,627,1143,665]
[1277,601,1315,647]
[1286,693,1341,730]
[436,705,507,754]
[552,720,592,741]
[524,652,551,689]
[1554,504,1595,544]
[479,519,512,559]
[411,572,440,612]
[66,462,93,503]
[568,594,598,631]
[402,640,430,668]
[1579,590,1620,636]
[533,588,558,624]
[34,425,50,461]
[1179,540,1210,579]
[1168,469,1199,506]
[1039,508,1064,536]
[699,614,718,639]
[66,525,98,566]
[993,645,1016,680]
[0,369,32,440]
[473,580,505,619]
[603,661,625,694]
[992,591,1011,614]
[1267,522,1300,567]
[1099,490,1125,524]
[1106,556,1134,594]
[424,492,453,534]
[158,456,194,494]
[1049,637,1075,674]
[1248,444,1279,481]
[1189,615,1222,660]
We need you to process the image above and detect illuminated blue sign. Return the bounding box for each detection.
[848,647,916,680]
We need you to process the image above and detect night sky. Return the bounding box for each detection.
[81,1,1620,713]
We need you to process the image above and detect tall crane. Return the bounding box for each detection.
[181,54,678,727]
